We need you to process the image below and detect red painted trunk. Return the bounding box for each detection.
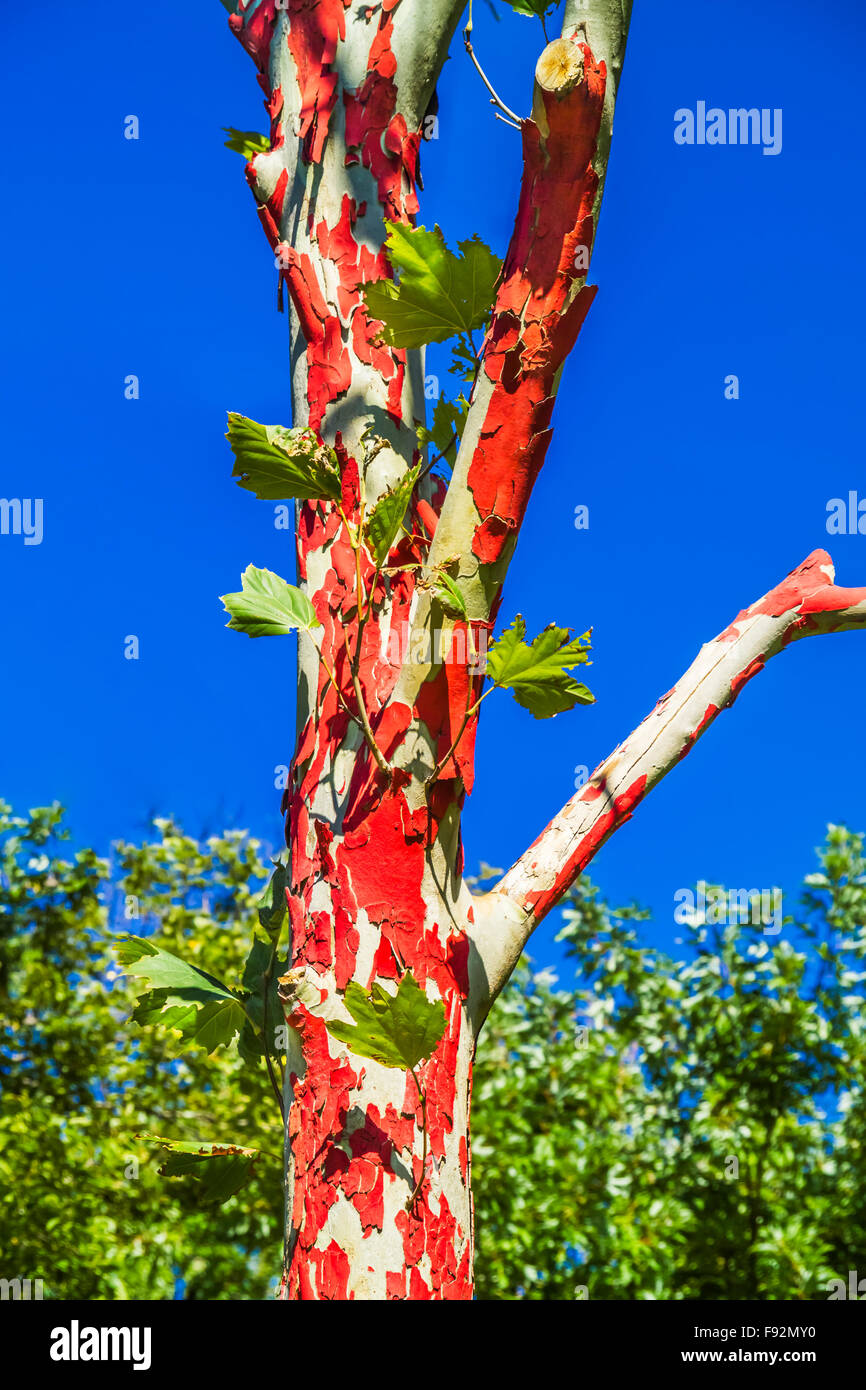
[221,1,866,1300]
[226,0,611,1300]
[278,486,482,1299]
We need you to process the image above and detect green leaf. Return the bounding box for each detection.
[449,334,479,383]
[362,224,502,350]
[432,570,468,620]
[241,937,273,994]
[222,127,270,159]
[327,972,446,1071]
[487,617,595,719]
[220,565,321,639]
[131,990,198,1034]
[364,466,421,567]
[417,394,469,472]
[500,0,558,19]
[227,413,342,502]
[140,1135,262,1206]
[236,937,285,1064]
[257,863,288,943]
[117,938,245,1053]
[116,936,234,1004]
[179,997,248,1053]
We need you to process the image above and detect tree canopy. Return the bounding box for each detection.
[2,799,864,1300]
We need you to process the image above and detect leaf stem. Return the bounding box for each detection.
[426,683,494,788]
[418,430,459,486]
[406,1067,429,1210]
[315,646,357,726]
[261,949,285,1122]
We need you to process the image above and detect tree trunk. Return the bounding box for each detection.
[221,0,866,1301]
[226,0,495,1300]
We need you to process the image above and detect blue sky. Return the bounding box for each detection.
[1,0,864,967]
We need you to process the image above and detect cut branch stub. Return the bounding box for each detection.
[533,38,587,125]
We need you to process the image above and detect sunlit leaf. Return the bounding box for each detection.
[364,466,421,567]
[227,413,341,502]
[487,617,594,718]
[363,223,501,349]
[220,565,321,639]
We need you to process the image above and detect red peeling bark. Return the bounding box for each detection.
[224,9,638,1303]
[285,0,350,163]
[225,0,479,1293]
[466,42,605,567]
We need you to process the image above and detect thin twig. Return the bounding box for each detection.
[417,430,459,485]
[316,647,357,725]
[463,22,522,126]
[426,683,494,788]
[351,665,392,777]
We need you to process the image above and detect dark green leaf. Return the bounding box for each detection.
[364,466,421,567]
[140,1135,262,1206]
[327,971,446,1070]
[417,394,469,472]
[257,863,288,942]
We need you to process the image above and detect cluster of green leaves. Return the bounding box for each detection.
[361,222,502,474]
[221,414,341,642]
[0,803,284,1298]
[473,828,866,1299]
[221,418,427,641]
[7,800,865,1300]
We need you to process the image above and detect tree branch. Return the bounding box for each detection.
[471,551,866,1010]
[393,13,632,717]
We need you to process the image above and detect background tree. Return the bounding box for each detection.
[3,801,865,1300]
[206,0,866,1297]
[0,801,282,1300]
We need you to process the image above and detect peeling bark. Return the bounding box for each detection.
[220,0,863,1303]
[221,0,633,1303]
[477,552,866,1007]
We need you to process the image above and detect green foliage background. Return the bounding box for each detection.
[2,799,864,1299]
